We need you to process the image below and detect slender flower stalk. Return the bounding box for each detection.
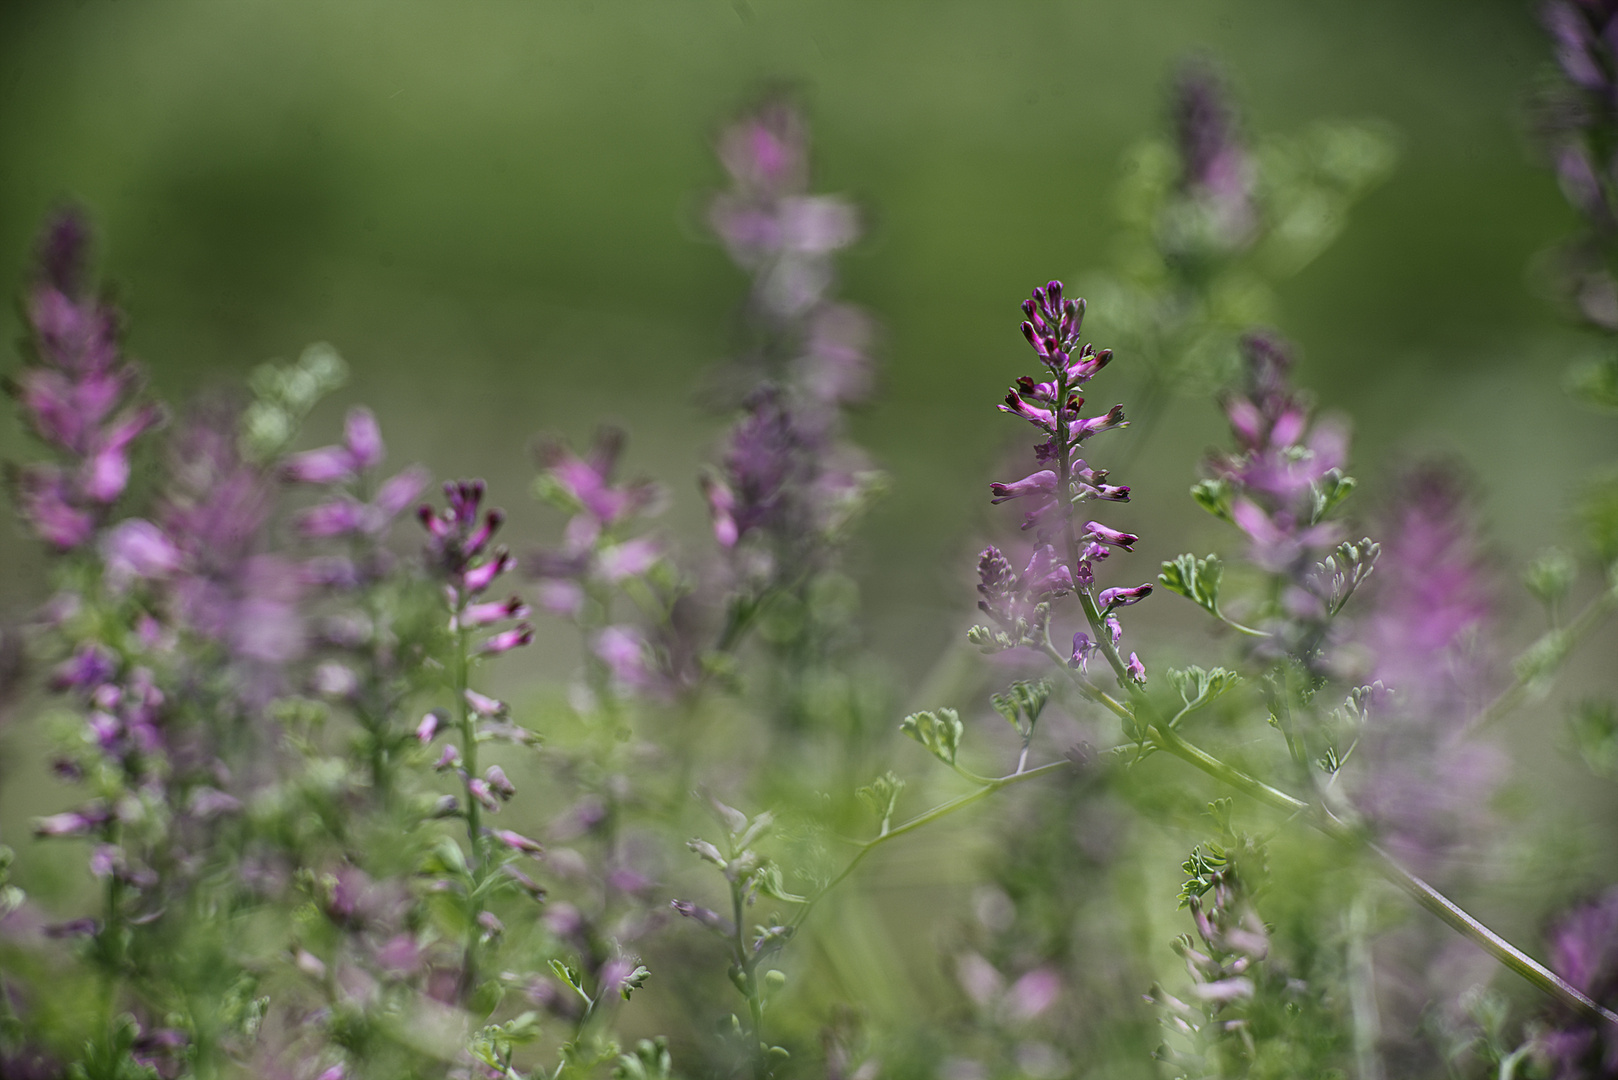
[972,281,1152,686]
[418,480,532,1003]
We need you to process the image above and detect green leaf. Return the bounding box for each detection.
[1526,548,1577,608]
[1190,478,1234,524]
[967,624,1016,653]
[421,837,471,880]
[753,862,806,904]
[1178,843,1230,908]
[1569,698,1618,778]
[990,679,1051,737]
[1309,468,1357,524]
[856,771,905,828]
[1316,538,1379,616]
[550,960,591,1003]
[1159,554,1223,617]
[1579,470,1618,566]
[1165,666,1239,723]
[1568,354,1618,411]
[614,1038,675,1080]
[900,708,963,766]
[618,964,651,1001]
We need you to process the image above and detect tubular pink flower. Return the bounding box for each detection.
[1083,521,1139,551]
[989,470,1058,504]
[479,622,534,656]
[281,446,357,485]
[1099,583,1154,611]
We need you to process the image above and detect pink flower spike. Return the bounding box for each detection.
[480,622,534,656]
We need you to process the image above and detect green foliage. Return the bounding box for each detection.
[1166,666,1241,723]
[240,342,348,462]
[856,770,905,830]
[1568,352,1618,411]
[1315,538,1379,616]
[1580,469,1618,566]
[1526,547,1578,608]
[66,1017,161,1080]
[900,707,963,766]
[1160,553,1225,618]
[990,679,1051,738]
[1178,843,1232,908]
[614,1038,675,1080]
[468,1012,544,1072]
[1569,698,1618,778]
[1306,468,1356,525]
[1190,479,1236,524]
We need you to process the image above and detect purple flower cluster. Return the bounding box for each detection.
[529,428,667,691]
[420,480,533,656]
[975,282,1151,679]
[700,100,881,590]
[1540,0,1618,326]
[710,98,861,335]
[1206,332,1361,665]
[1355,469,1500,869]
[1170,61,1257,252]
[286,406,429,556]
[1211,333,1346,573]
[1539,888,1618,1077]
[9,210,162,549]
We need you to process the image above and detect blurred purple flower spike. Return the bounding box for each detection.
[1538,888,1618,1077]
[1172,61,1257,248]
[10,210,163,549]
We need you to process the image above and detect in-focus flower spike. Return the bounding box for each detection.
[418,480,531,659]
[978,283,1150,681]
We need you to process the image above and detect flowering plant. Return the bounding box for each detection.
[0,43,1617,1080]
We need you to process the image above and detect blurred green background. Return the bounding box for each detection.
[3,0,1618,1052]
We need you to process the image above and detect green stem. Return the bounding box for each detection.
[1142,711,1618,1028]
[791,760,1071,930]
[453,618,486,1005]
[731,874,768,1080]
[1463,587,1617,736]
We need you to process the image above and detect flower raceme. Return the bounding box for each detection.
[10,210,163,549]
[420,480,533,655]
[974,283,1152,680]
